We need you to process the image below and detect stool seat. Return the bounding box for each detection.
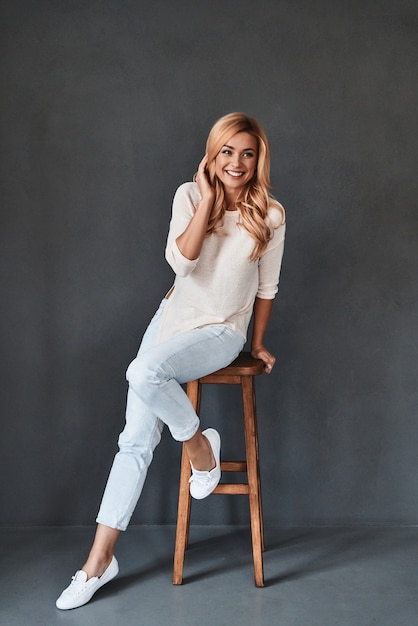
[200,352,265,379]
[173,351,266,587]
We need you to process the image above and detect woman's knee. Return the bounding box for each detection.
[126,354,169,399]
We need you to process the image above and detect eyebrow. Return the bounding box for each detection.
[223,144,256,151]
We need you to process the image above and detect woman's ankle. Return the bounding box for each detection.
[186,432,215,471]
[82,523,120,578]
[82,554,113,580]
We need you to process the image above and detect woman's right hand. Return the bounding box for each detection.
[195,155,215,203]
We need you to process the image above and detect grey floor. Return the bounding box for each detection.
[0,525,417,626]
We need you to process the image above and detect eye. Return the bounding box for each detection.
[243,151,255,158]
[222,149,232,155]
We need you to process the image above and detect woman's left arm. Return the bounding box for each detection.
[251,297,276,374]
[251,203,286,374]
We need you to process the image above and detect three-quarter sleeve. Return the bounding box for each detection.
[165,183,200,277]
[256,205,286,299]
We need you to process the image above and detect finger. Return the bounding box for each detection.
[264,356,275,373]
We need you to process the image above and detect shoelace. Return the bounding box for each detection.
[189,472,211,485]
[68,573,90,596]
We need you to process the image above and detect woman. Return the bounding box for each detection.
[56,112,286,610]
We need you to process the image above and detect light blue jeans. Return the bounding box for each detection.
[96,298,245,531]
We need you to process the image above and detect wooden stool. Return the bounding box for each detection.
[172,352,266,587]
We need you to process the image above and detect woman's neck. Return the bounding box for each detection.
[224,191,239,211]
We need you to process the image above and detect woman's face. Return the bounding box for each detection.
[214,131,258,198]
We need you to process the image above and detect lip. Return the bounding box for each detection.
[225,170,245,177]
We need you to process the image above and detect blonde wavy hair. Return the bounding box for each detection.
[202,112,284,261]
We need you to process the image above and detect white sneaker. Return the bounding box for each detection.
[189,428,221,500]
[56,556,119,610]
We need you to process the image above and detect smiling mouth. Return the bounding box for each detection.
[225,170,245,177]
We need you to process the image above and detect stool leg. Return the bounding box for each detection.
[242,376,264,587]
[253,398,265,553]
[172,379,201,585]
[172,442,192,585]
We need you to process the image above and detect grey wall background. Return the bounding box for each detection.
[1,0,417,527]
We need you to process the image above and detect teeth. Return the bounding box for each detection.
[226,171,244,177]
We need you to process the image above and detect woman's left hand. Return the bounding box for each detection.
[251,345,276,374]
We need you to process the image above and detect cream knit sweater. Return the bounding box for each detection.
[158,182,285,343]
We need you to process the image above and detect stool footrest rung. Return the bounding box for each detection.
[213,483,249,495]
[221,461,247,472]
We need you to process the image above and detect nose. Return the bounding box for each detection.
[230,153,242,167]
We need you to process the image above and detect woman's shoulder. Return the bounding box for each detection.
[175,181,201,204]
[267,197,286,228]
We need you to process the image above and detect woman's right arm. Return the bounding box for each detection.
[175,155,215,260]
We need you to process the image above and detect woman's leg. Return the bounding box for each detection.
[57,302,167,608]
[57,309,243,608]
